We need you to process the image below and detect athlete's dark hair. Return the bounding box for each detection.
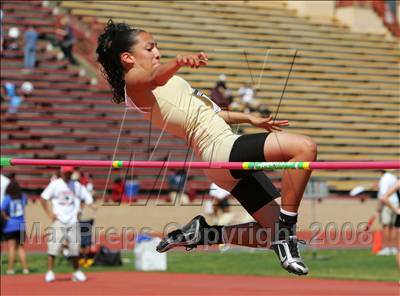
[96,19,145,104]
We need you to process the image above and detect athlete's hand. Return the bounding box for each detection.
[177,52,208,68]
[249,114,289,132]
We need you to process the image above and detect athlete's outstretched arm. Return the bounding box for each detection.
[218,111,289,132]
[125,52,208,91]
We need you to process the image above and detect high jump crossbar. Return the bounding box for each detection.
[1,158,399,170]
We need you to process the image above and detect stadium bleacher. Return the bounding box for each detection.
[1,1,216,200]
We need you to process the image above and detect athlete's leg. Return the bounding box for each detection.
[263,132,317,213]
[222,200,280,248]
[155,200,284,249]
[157,185,308,275]
[157,132,315,274]
[156,205,279,252]
[260,132,316,275]
[157,174,281,251]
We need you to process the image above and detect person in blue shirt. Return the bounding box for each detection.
[3,82,22,114]
[24,25,38,69]
[1,177,29,275]
[168,169,187,192]
[123,175,140,202]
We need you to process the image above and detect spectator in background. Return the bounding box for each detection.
[4,27,20,51]
[123,175,140,203]
[1,176,29,275]
[168,169,187,192]
[78,172,94,196]
[379,180,400,271]
[24,25,38,69]
[63,168,98,267]
[57,17,77,65]
[111,177,124,203]
[78,218,95,268]
[387,0,397,18]
[68,169,97,266]
[210,74,233,109]
[41,166,93,283]
[71,167,97,208]
[78,172,97,268]
[1,174,10,205]
[168,169,190,204]
[219,74,234,102]
[385,0,397,24]
[238,81,258,113]
[20,81,34,98]
[209,182,232,224]
[70,168,94,195]
[4,82,16,98]
[4,82,22,115]
[1,173,11,241]
[376,170,399,255]
[1,9,4,53]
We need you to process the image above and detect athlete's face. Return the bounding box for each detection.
[131,32,161,70]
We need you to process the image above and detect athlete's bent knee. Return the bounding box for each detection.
[299,136,317,160]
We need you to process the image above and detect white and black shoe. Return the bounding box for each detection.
[72,270,87,282]
[156,215,213,253]
[271,235,308,276]
[45,270,55,283]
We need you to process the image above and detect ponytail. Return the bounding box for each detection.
[96,19,144,103]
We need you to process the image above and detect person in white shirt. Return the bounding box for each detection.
[376,170,399,255]
[41,166,93,282]
[1,174,11,205]
[379,180,400,271]
[209,183,234,226]
[238,82,258,113]
[1,174,11,240]
[209,183,230,215]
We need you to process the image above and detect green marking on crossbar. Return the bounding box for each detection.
[0,158,12,167]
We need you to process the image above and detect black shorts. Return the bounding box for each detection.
[229,133,268,179]
[395,215,400,228]
[228,133,281,214]
[80,219,94,248]
[2,230,26,245]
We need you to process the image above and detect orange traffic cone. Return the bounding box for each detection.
[372,230,382,254]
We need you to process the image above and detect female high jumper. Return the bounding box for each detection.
[96,20,317,275]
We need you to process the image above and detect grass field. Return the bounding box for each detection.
[1,249,398,282]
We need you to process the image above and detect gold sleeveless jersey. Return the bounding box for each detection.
[126,75,241,190]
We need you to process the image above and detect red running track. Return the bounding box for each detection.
[1,271,398,296]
